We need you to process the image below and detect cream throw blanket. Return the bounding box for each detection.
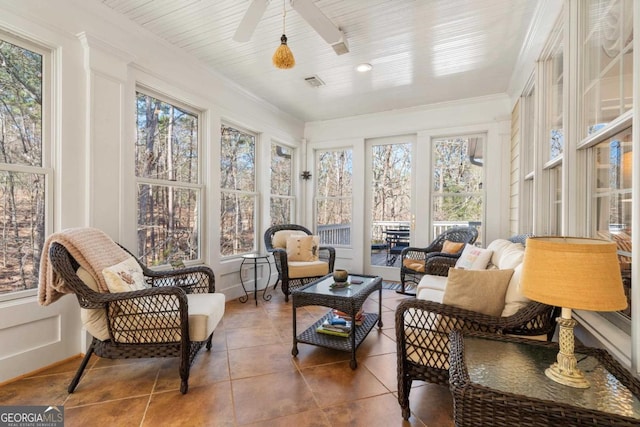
[38,227,131,306]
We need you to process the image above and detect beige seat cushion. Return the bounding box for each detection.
[417,274,448,292]
[416,274,448,303]
[186,293,225,342]
[288,260,329,279]
[402,259,425,272]
[416,287,445,303]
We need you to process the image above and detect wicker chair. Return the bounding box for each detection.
[48,242,224,394]
[399,226,479,294]
[264,224,336,302]
[395,234,558,419]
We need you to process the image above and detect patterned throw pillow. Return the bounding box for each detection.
[454,245,493,270]
[102,257,148,293]
[286,235,320,262]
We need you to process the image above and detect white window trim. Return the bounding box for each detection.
[270,141,296,225]
[135,87,204,266]
[219,122,259,259]
[0,32,53,302]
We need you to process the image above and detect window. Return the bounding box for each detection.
[580,0,633,327]
[541,20,564,235]
[431,135,484,244]
[520,81,536,234]
[581,0,633,139]
[135,91,201,266]
[550,165,563,234]
[546,37,563,161]
[270,142,294,225]
[0,35,49,296]
[588,127,632,324]
[315,149,352,246]
[220,124,256,256]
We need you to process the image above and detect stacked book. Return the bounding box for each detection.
[332,308,365,326]
[316,315,352,337]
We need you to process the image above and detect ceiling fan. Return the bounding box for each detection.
[233,0,349,55]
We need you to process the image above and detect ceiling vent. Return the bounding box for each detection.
[304,75,325,88]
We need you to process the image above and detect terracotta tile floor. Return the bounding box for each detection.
[0,288,454,426]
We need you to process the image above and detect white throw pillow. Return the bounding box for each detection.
[501,264,531,316]
[102,257,148,293]
[454,244,493,270]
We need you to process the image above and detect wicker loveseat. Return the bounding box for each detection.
[48,240,224,394]
[395,235,557,419]
[264,224,336,301]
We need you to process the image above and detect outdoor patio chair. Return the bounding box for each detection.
[46,236,224,394]
[264,224,336,301]
[399,226,479,294]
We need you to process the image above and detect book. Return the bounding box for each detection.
[316,318,352,337]
[316,326,350,337]
[332,308,365,325]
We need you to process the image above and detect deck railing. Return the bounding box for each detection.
[317,221,482,246]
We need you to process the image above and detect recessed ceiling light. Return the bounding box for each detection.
[356,63,372,73]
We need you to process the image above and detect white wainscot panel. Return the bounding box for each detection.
[0,315,61,360]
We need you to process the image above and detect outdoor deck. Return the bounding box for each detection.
[370,248,402,268]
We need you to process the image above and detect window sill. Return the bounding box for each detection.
[574,310,631,370]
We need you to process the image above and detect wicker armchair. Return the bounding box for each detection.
[264,224,336,301]
[399,226,479,294]
[48,242,224,394]
[395,297,557,419]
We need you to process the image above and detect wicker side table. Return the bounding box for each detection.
[449,331,640,427]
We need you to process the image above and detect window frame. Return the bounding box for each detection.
[429,133,486,244]
[219,122,259,258]
[579,113,633,334]
[134,87,204,267]
[269,141,296,226]
[314,148,353,247]
[0,31,53,301]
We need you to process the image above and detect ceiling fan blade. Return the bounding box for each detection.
[290,0,343,45]
[233,0,269,42]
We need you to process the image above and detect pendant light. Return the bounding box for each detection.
[272,0,295,69]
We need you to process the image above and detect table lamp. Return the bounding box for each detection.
[520,236,627,388]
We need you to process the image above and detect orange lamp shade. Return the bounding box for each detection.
[520,237,627,311]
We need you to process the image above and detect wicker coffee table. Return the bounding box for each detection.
[291,273,382,369]
[449,330,640,427]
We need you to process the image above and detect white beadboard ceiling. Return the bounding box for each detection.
[99,0,540,122]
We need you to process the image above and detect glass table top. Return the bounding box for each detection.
[463,336,640,420]
[295,274,380,298]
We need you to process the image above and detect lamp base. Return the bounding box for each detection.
[546,312,590,389]
[545,364,589,389]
